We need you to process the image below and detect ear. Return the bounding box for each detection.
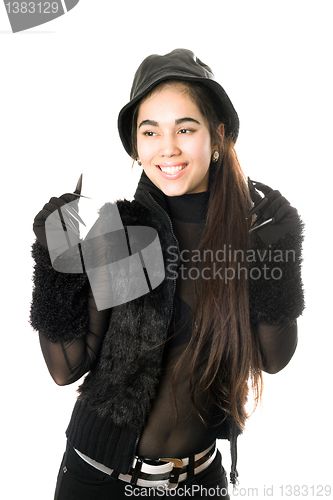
[218,123,225,139]
[212,123,225,152]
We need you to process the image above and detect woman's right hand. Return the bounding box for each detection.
[33,194,81,248]
[33,176,84,248]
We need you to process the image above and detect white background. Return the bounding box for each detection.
[1,1,332,498]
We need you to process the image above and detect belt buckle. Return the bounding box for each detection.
[158,457,183,489]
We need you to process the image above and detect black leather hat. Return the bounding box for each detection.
[118,48,239,156]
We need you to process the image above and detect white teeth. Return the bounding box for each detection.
[159,165,186,174]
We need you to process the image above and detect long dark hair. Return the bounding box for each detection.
[131,80,263,431]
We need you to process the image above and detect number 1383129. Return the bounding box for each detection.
[280,485,331,496]
[5,2,59,14]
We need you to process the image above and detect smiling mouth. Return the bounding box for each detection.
[157,164,188,174]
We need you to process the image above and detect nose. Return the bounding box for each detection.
[158,134,181,157]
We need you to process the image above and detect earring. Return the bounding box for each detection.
[137,158,142,166]
[212,151,219,162]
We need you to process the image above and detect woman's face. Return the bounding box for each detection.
[136,84,218,197]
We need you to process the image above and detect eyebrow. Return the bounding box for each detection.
[138,117,201,128]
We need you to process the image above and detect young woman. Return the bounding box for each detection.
[31,49,304,499]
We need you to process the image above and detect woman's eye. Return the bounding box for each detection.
[143,131,156,137]
[178,128,193,134]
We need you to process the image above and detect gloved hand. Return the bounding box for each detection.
[247,178,300,245]
[33,175,85,248]
[30,175,90,342]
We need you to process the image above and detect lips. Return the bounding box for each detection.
[156,163,188,177]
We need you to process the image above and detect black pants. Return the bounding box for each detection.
[54,441,230,499]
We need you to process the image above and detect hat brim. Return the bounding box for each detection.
[118,74,239,157]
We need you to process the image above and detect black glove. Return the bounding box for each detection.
[247,178,300,245]
[30,175,90,342]
[33,175,84,248]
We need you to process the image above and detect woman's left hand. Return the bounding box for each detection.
[247,178,300,244]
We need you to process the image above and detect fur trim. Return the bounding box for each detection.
[29,240,90,342]
[77,199,178,430]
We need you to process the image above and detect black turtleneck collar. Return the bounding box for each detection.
[134,171,209,223]
[165,192,209,223]
[134,170,167,212]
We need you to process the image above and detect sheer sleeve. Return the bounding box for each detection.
[39,287,111,386]
[254,320,298,374]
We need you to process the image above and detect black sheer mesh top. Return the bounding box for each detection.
[39,191,298,461]
[137,191,223,458]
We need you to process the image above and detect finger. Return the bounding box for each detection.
[247,189,281,219]
[248,178,263,204]
[34,207,64,232]
[264,189,283,203]
[246,197,268,219]
[270,204,297,224]
[253,213,270,227]
[34,194,81,228]
[249,189,263,205]
[33,208,55,224]
[49,197,68,208]
[250,181,274,196]
[59,193,81,204]
[74,174,83,195]
[255,200,296,227]
[260,196,290,221]
[251,192,286,224]
[34,199,67,222]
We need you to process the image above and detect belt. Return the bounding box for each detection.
[75,442,217,490]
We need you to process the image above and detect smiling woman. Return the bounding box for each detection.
[30,48,304,499]
[135,83,219,196]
